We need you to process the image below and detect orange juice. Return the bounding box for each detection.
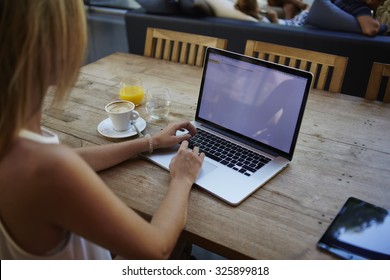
[119,85,145,106]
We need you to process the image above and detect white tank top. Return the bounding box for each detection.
[0,128,112,259]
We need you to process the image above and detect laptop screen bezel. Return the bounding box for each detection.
[195,47,313,161]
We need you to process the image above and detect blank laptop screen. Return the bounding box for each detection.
[197,51,309,155]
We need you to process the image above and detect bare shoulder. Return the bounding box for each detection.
[35,143,106,198]
[38,143,89,178]
[1,138,104,207]
[17,141,92,188]
[0,140,122,254]
[1,140,120,229]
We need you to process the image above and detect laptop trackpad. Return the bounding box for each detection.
[198,161,217,179]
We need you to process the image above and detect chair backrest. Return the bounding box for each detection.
[244,40,348,93]
[144,27,228,67]
[365,62,390,103]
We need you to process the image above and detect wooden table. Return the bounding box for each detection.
[42,52,390,259]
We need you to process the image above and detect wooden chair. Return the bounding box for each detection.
[144,27,228,67]
[365,62,390,102]
[244,40,348,93]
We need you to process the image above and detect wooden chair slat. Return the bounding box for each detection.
[144,27,227,67]
[365,62,390,102]
[244,40,348,93]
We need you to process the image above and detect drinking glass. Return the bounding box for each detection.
[145,87,171,120]
[119,77,145,106]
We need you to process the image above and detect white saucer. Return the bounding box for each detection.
[97,117,147,138]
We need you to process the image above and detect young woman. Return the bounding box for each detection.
[0,0,204,259]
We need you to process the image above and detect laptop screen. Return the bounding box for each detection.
[196,48,312,159]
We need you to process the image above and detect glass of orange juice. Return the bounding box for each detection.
[119,77,145,106]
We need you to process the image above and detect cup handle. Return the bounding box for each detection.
[129,110,139,122]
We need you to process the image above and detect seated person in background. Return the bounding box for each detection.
[267,0,309,18]
[333,0,388,36]
[236,0,309,25]
[235,0,279,22]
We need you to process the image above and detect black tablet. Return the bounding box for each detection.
[317,197,390,260]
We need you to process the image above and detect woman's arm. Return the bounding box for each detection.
[74,121,197,172]
[148,141,205,255]
[45,140,204,259]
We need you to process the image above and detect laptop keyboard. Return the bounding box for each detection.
[188,128,271,177]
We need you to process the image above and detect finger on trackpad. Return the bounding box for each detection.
[198,161,217,179]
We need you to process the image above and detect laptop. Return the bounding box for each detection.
[144,47,312,205]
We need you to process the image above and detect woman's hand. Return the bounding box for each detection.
[357,15,381,36]
[152,121,198,150]
[169,141,205,186]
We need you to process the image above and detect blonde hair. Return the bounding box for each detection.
[0,0,87,157]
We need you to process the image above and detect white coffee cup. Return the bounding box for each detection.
[105,100,139,131]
